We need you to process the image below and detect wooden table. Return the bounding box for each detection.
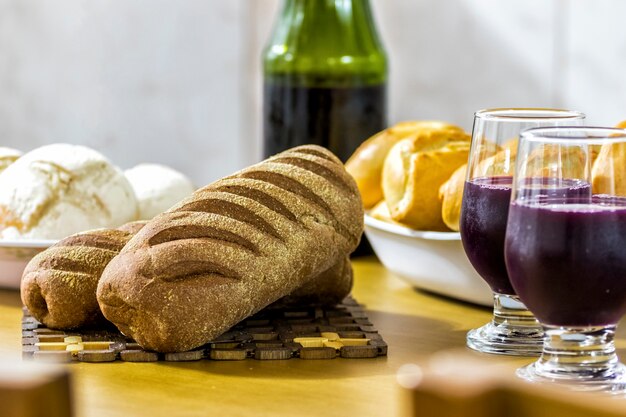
[0,257,621,417]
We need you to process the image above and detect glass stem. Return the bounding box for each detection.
[492,293,540,329]
[535,326,620,379]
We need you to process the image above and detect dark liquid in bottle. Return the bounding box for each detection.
[263,82,387,162]
[263,80,386,257]
[506,199,626,326]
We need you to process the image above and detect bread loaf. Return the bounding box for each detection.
[22,218,352,332]
[97,145,363,352]
[21,222,146,329]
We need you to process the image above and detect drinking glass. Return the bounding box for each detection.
[506,126,626,391]
[461,108,585,356]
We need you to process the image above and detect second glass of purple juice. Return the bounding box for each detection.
[506,127,626,391]
[460,108,585,356]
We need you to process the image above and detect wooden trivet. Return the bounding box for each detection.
[22,297,387,363]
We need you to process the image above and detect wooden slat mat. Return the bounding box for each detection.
[22,297,387,363]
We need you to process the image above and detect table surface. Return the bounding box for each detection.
[1,257,624,417]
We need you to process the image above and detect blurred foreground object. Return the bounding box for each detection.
[0,360,72,417]
[398,351,626,417]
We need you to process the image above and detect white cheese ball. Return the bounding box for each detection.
[0,144,138,240]
[0,147,22,173]
[124,163,195,220]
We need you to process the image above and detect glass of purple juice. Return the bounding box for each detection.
[461,108,585,356]
[506,126,626,391]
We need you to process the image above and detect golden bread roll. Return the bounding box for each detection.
[525,145,586,179]
[381,127,470,231]
[369,200,392,222]
[97,145,363,352]
[368,200,409,228]
[471,143,513,177]
[346,121,463,208]
[591,121,626,194]
[438,164,467,232]
[440,141,514,233]
[592,141,626,195]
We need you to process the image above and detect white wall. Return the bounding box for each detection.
[0,0,623,186]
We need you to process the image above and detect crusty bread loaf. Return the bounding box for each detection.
[97,145,363,352]
[22,214,352,333]
[20,224,142,329]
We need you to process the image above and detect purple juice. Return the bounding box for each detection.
[461,177,515,295]
[505,201,626,327]
[461,177,591,296]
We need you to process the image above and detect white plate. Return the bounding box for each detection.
[364,215,492,306]
[0,239,56,289]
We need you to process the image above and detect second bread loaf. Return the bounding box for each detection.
[21,222,146,329]
[97,145,363,352]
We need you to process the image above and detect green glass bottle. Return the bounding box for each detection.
[262,0,388,162]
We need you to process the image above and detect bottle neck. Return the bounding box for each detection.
[263,0,387,87]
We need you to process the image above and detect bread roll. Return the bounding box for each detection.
[382,127,470,231]
[97,145,363,352]
[346,121,463,208]
[21,225,140,329]
[439,164,467,232]
[592,142,626,195]
[591,122,626,194]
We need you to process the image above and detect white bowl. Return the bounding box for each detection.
[364,215,492,306]
[0,239,56,289]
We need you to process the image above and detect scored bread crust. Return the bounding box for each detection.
[97,145,364,353]
[20,224,142,329]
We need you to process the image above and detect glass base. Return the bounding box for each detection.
[466,293,543,356]
[516,325,626,393]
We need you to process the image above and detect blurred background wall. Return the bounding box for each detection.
[0,0,623,185]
